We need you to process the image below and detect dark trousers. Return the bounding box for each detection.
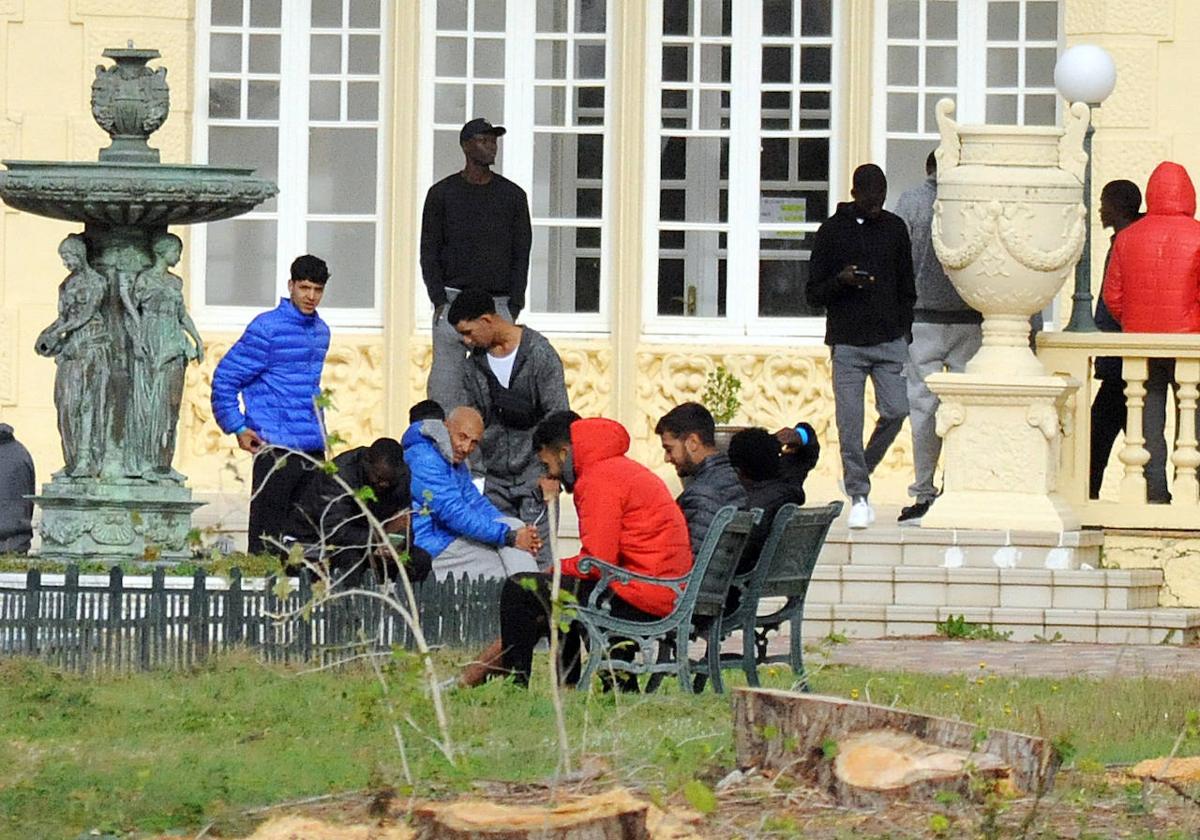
[499,573,656,688]
[1089,377,1127,499]
[249,448,324,555]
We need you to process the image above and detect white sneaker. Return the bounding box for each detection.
[847,497,874,530]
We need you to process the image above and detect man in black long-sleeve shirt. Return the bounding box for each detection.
[421,118,533,413]
[806,164,916,530]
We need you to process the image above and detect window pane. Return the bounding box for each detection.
[762,91,791,131]
[794,138,828,180]
[531,226,600,313]
[206,219,276,307]
[347,82,379,120]
[1025,94,1056,125]
[762,47,791,84]
[537,40,567,79]
[208,125,279,211]
[799,90,830,128]
[436,37,467,76]
[659,136,726,223]
[311,34,342,74]
[474,84,505,123]
[926,46,956,86]
[433,129,462,178]
[700,0,731,36]
[533,134,603,218]
[577,0,605,33]
[927,0,957,39]
[763,0,793,36]
[760,137,789,181]
[306,221,375,308]
[1026,47,1057,87]
[213,0,242,26]
[987,48,1018,86]
[474,38,505,79]
[247,80,279,118]
[986,94,1018,123]
[537,0,567,32]
[311,0,342,27]
[434,83,465,123]
[760,244,821,317]
[663,0,690,35]
[475,0,506,32]
[349,0,380,28]
[536,86,566,125]
[308,128,377,213]
[801,0,832,35]
[249,0,280,27]
[577,43,606,79]
[662,45,690,83]
[209,79,241,119]
[657,230,726,316]
[211,33,241,73]
[800,45,831,83]
[248,34,280,73]
[886,138,935,205]
[438,0,468,29]
[888,0,919,38]
[348,34,380,74]
[888,45,918,86]
[887,92,918,131]
[310,80,340,120]
[1026,1,1058,39]
[575,86,604,125]
[988,1,1020,40]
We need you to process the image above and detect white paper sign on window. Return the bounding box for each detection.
[759,196,807,237]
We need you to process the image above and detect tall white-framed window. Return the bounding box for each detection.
[873,0,1061,204]
[643,0,840,339]
[417,0,613,335]
[192,0,390,331]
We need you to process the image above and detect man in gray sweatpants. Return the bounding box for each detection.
[807,164,917,529]
[895,151,982,524]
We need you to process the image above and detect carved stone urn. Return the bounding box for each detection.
[921,99,1089,533]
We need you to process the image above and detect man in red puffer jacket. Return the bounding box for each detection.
[460,411,694,688]
[1103,161,1200,502]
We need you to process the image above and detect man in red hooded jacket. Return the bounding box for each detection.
[460,411,694,688]
[1103,161,1200,503]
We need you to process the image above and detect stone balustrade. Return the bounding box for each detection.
[1038,331,1200,529]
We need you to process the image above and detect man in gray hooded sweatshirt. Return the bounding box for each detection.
[895,151,982,524]
[0,424,35,554]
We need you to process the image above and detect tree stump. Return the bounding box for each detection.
[413,789,650,840]
[733,689,1060,806]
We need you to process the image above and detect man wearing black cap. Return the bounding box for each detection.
[421,118,533,412]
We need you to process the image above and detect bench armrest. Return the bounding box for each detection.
[573,556,690,609]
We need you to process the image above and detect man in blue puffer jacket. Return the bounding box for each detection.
[402,406,540,580]
[211,255,332,554]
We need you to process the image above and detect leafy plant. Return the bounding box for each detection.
[701,365,742,425]
[936,614,1013,642]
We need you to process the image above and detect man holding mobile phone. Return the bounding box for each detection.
[806,164,916,529]
[211,255,332,554]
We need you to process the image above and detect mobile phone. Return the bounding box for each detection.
[852,269,873,281]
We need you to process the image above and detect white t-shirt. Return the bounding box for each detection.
[487,345,519,387]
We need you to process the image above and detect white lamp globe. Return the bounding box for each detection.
[1054,45,1117,104]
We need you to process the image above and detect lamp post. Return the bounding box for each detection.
[1054,44,1118,333]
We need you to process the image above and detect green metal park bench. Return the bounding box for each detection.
[571,505,760,694]
[693,501,842,693]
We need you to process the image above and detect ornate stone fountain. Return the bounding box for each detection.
[924,99,1088,532]
[0,46,277,562]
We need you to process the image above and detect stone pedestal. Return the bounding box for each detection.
[922,372,1080,532]
[35,477,203,563]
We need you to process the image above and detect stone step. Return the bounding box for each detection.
[806,566,1163,611]
[798,604,1200,646]
[819,505,1103,570]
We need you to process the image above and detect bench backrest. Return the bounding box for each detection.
[684,505,761,620]
[750,501,843,598]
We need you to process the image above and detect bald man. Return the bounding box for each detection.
[401,406,540,580]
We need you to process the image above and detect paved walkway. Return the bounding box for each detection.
[809,638,1200,678]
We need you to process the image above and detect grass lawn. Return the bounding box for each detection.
[0,649,1198,839]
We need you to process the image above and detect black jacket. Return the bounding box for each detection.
[739,477,807,574]
[289,447,431,582]
[677,453,748,559]
[806,202,917,346]
[0,424,34,554]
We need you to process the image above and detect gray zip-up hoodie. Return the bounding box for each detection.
[462,326,570,491]
[0,424,35,553]
[894,176,981,323]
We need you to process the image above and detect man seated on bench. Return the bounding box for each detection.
[727,424,821,571]
[459,410,693,689]
[402,406,541,581]
[655,402,748,557]
[288,437,432,584]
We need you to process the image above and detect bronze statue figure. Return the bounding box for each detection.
[119,232,204,482]
[35,234,111,478]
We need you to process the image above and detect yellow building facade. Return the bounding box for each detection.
[0,0,1195,525]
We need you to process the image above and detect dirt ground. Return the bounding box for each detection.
[189,769,1200,840]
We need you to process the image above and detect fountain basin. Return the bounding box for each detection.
[0,160,277,227]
